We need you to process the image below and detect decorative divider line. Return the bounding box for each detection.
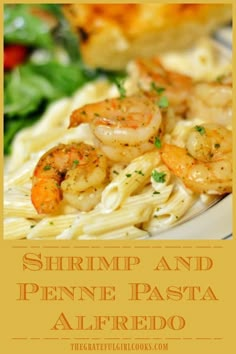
[11,337,223,341]
[11,245,224,249]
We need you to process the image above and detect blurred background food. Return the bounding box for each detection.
[4,3,232,155]
[63,3,232,70]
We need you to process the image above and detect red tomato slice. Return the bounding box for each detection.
[4,44,28,70]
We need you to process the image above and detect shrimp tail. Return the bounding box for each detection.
[31,179,62,214]
[69,107,90,128]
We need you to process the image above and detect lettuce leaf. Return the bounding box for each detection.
[4,4,54,48]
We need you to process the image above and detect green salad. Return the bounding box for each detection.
[4,4,126,154]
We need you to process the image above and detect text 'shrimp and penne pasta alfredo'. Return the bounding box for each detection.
[4,4,232,240]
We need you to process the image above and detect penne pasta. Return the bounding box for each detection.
[78,226,149,240]
[57,202,154,239]
[101,150,160,211]
[83,204,153,235]
[124,185,173,208]
[4,218,36,240]
[5,153,43,188]
[143,185,197,233]
[4,186,42,219]
[27,214,77,239]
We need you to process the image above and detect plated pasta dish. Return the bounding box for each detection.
[4,4,232,240]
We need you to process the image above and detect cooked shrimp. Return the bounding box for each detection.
[187,75,232,126]
[130,58,193,115]
[69,93,163,162]
[131,58,232,126]
[161,124,232,195]
[31,143,107,214]
[186,123,232,162]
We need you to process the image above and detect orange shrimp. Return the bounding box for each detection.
[187,76,232,126]
[69,93,163,162]
[161,124,232,195]
[131,58,193,115]
[31,143,107,214]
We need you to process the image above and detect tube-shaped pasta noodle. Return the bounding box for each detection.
[4,187,42,219]
[56,205,110,239]
[27,214,77,239]
[56,216,83,240]
[4,218,36,240]
[83,203,153,235]
[58,202,153,239]
[124,185,173,208]
[143,185,196,233]
[101,150,160,211]
[57,185,173,240]
[78,226,149,240]
[5,152,43,188]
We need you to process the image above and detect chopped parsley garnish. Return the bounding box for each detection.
[73,159,79,166]
[152,170,166,183]
[154,136,162,149]
[151,82,165,95]
[158,96,169,108]
[49,221,54,225]
[153,191,160,195]
[43,165,51,171]
[126,173,132,178]
[216,74,225,83]
[214,143,220,149]
[115,78,126,99]
[113,170,119,175]
[194,125,206,135]
[135,170,145,176]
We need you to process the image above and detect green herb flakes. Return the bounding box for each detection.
[216,74,225,83]
[115,78,126,99]
[154,136,162,149]
[158,96,169,109]
[151,82,165,95]
[152,170,166,183]
[73,159,79,166]
[194,125,206,135]
[135,170,144,176]
[43,165,51,171]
